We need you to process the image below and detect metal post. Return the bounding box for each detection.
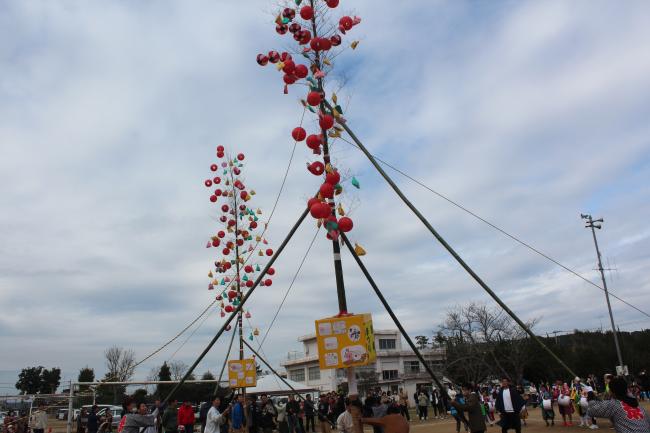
[66,382,74,433]
[328,102,578,379]
[308,0,355,393]
[582,214,624,368]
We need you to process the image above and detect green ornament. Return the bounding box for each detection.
[248,333,254,341]
[253,216,258,221]
[335,105,344,114]
[242,275,248,281]
[220,279,225,285]
[282,17,290,24]
[351,177,360,189]
[256,264,261,271]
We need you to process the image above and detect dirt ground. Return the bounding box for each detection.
[46,402,650,433]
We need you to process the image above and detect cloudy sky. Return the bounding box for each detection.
[1,0,650,388]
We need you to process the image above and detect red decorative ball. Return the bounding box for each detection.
[233,167,241,175]
[225,305,234,313]
[319,38,332,51]
[246,280,253,288]
[310,202,330,219]
[216,152,224,159]
[268,51,280,63]
[266,248,273,256]
[276,24,288,35]
[280,52,292,62]
[308,161,325,175]
[330,35,342,46]
[240,191,247,199]
[307,91,322,106]
[325,171,341,185]
[221,204,229,212]
[225,324,232,331]
[257,54,269,66]
[338,217,353,232]
[300,5,313,20]
[320,183,334,198]
[205,179,213,187]
[339,16,353,31]
[265,279,273,286]
[244,265,253,273]
[292,127,307,141]
[289,23,301,34]
[283,74,297,85]
[299,30,311,45]
[228,219,236,227]
[294,64,308,78]
[307,197,321,209]
[282,7,296,20]
[217,231,225,238]
[222,248,230,255]
[210,164,218,172]
[224,262,232,269]
[310,37,322,51]
[216,145,225,152]
[319,114,334,130]
[213,177,221,184]
[326,0,339,7]
[237,153,245,161]
[236,238,244,246]
[219,215,227,223]
[228,290,237,299]
[250,221,258,229]
[212,239,219,247]
[306,134,322,150]
[209,195,217,202]
[267,267,276,276]
[283,60,296,74]
[214,188,222,196]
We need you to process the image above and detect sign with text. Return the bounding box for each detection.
[315,313,376,370]
[228,358,257,388]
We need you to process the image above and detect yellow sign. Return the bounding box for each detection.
[228,359,257,388]
[315,313,376,370]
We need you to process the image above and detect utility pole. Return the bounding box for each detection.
[581,214,624,369]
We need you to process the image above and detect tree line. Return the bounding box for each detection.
[413,302,650,385]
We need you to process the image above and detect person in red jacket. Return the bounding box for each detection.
[178,402,195,433]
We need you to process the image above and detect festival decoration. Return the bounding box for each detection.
[314,313,376,369]
[228,359,257,387]
[256,0,363,245]
[203,146,276,345]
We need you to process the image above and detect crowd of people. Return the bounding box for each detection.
[3,370,649,433]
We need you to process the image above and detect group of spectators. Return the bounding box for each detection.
[2,404,48,433]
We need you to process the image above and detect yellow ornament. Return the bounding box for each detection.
[354,243,366,256]
[253,328,260,336]
[337,204,345,216]
[332,92,338,104]
[351,40,359,49]
[208,271,214,278]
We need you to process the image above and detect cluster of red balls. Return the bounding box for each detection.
[204,146,277,318]
[305,169,354,237]
[256,0,359,93]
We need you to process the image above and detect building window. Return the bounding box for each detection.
[404,361,420,374]
[382,370,398,380]
[308,367,321,381]
[337,369,347,378]
[379,339,396,350]
[289,369,305,382]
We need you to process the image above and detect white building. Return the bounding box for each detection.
[280,329,445,406]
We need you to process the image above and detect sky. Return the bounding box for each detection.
[1,0,650,390]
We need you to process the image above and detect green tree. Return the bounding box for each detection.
[16,366,44,394]
[155,362,173,399]
[78,367,95,391]
[40,368,61,394]
[133,388,148,403]
[197,371,216,402]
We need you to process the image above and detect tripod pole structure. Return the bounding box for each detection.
[242,339,336,427]
[162,207,309,404]
[582,214,624,369]
[215,325,238,394]
[340,233,449,400]
[327,101,578,379]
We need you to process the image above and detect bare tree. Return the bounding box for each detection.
[105,346,136,382]
[439,303,537,384]
[168,361,189,381]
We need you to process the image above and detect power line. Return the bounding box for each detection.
[337,136,650,320]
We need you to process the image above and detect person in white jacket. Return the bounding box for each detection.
[30,404,48,433]
[205,397,231,433]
